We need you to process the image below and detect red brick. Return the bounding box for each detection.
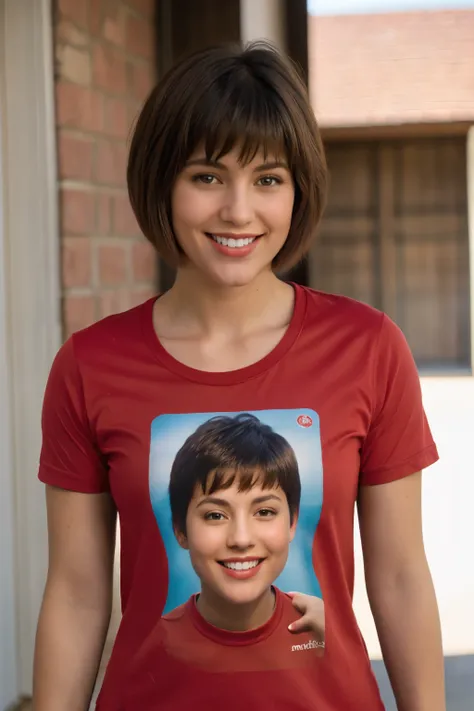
[89,0,103,36]
[113,193,140,236]
[125,13,154,60]
[130,287,156,308]
[98,243,128,285]
[57,0,157,339]
[56,82,104,132]
[96,139,128,186]
[99,289,132,318]
[128,101,141,131]
[105,97,131,138]
[56,44,92,85]
[58,131,94,181]
[132,240,156,282]
[93,44,128,94]
[64,295,96,337]
[56,19,90,47]
[129,61,154,102]
[103,5,126,46]
[125,0,155,18]
[61,188,96,235]
[58,0,88,30]
[62,237,92,288]
[97,192,112,235]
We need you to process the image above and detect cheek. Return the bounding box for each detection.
[186,521,223,559]
[263,190,294,233]
[262,520,292,555]
[172,183,215,231]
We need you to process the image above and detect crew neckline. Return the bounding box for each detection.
[187,587,284,646]
[141,282,307,385]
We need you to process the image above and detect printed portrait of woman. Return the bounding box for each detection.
[149,409,324,613]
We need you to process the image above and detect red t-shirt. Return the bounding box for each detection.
[38,284,438,711]
[123,587,325,710]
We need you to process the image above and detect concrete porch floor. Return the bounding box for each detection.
[372,656,474,711]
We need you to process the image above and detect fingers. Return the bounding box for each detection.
[288,614,325,653]
[289,592,312,615]
[288,615,312,634]
[287,592,326,641]
[288,612,325,636]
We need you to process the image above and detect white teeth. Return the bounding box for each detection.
[210,234,255,248]
[222,560,260,571]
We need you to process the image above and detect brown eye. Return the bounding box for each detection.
[192,174,217,185]
[204,511,225,521]
[257,176,281,187]
[256,508,277,518]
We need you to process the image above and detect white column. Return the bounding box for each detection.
[0,13,19,698]
[1,0,61,695]
[240,0,287,50]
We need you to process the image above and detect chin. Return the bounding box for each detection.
[206,264,269,288]
[218,582,272,606]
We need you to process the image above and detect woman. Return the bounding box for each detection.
[33,42,445,710]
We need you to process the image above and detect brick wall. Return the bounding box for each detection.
[309,10,474,128]
[54,0,158,339]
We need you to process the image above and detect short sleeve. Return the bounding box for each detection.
[38,336,109,493]
[359,314,439,486]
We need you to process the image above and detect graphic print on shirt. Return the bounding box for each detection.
[149,409,323,615]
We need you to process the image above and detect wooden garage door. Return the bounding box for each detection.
[310,137,471,370]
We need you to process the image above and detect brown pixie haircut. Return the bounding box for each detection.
[169,413,301,536]
[127,41,328,272]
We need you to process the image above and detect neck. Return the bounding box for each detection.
[196,585,276,632]
[158,268,293,337]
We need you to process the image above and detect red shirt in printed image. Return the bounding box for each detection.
[124,588,326,711]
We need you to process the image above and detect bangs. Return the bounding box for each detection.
[183,70,297,166]
[201,466,284,497]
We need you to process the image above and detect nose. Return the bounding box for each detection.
[226,515,255,550]
[220,184,254,227]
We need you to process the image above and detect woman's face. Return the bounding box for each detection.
[177,480,297,611]
[171,146,295,288]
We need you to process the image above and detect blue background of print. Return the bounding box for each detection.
[149,409,323,614]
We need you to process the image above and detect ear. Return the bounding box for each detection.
[289,511,298,543]
[174,528,189,550]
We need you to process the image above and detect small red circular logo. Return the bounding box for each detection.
[297,414,313,428]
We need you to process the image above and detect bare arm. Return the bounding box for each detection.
[358,471,445,711]
[33,485,116,711]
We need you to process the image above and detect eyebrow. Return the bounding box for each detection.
[185,158,289,172]
[196,493,283,509]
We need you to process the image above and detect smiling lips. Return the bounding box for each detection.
[206,232,261,258]
[218,557,265,580]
